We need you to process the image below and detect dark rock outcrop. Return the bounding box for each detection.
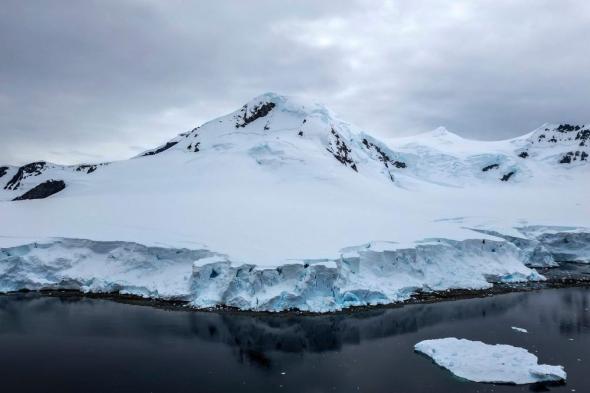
[482,164,499,172]
[75,164,97,174]
[12,180,65,201]
[500,171,515,182]
[327,129,357,172]
[187,142,201,152]
[186,132,201,152]
[4,161,46,190]
[361,138,407,179]
[0,166,8,178]
[141,141,178,157]
[236,102,276,128]
[576,129,589,146]
[560,151,588,163]
[556,124,581,133]
[518,151,529,159]
[560,152,573,164]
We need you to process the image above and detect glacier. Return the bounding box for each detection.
[415,338,566,384]
[1,92,589,312]
[0,231,570,312]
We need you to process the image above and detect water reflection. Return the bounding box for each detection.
[0,290,565,354]
[0,288,588,393]
[0,293,521,350]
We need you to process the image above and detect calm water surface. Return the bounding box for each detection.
[1,288,589,393]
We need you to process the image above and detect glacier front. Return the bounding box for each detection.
[0,233,558,312]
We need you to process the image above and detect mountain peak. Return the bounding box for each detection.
[3,94,589,205]
[419,127,464,142]
[244,91,286,105]
[238,92,337,123]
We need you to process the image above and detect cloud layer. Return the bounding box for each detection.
[2,0,589,164]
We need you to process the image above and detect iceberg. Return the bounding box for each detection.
[415,338,566,384]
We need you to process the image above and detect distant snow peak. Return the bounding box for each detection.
[424,126,463,142]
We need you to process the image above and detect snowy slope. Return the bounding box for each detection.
[1,92,589,311]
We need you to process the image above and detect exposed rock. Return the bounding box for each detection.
[518,151,529,159]
[141,141,178,156]
[556,124,581,133]
[501,171,515,182]
[576,129,589,146]
[482,164,499,172]
[327,129,357,172]
[361,138,407,179]
[0,166,8,178]
[75,164,97,174]
[4,161,46,190]
[560,152,573,164]
[559,151,587,163]
[12,180,66,201]
[236,102,276,128]
[187,142,201,152]
[533,125,589,151]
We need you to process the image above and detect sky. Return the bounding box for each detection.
[2,0,589,165]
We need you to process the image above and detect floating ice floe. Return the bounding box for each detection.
[511,326,528,333]
[415,338,566,384]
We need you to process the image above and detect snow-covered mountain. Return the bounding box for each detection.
[2,93,588,201]
[1,93,589,311]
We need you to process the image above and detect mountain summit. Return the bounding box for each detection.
[1,93,588,202]
[0,93,588,311]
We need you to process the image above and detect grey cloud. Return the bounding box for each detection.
[1,0,589,164]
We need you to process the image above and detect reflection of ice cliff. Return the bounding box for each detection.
[0,292,525,354]
[2,288,588,369]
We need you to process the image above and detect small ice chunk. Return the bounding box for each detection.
[415,338,566,384]
[512,326,528,333]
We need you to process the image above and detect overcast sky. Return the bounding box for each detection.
[2,0,589,165]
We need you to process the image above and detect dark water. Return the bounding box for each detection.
[1,288,589,393]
